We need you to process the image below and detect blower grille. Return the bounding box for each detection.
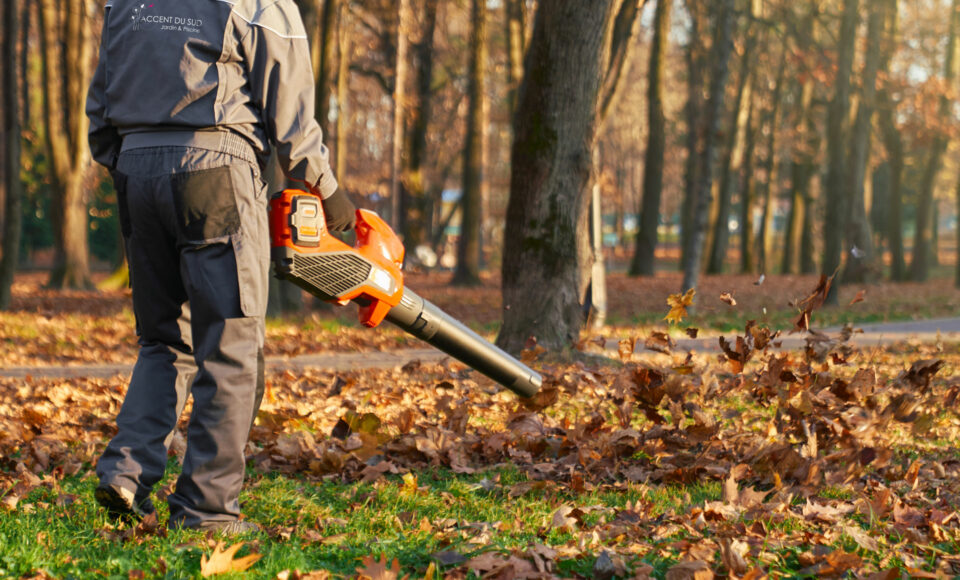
[291,252,373,299]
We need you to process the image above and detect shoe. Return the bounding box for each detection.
[95,482,156,522]
[193,519,261,536]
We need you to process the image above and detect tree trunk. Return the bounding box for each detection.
[931,208,940,267]
[335,1,351,181]
[400,0,439,251]
[800,184,817,274]
[739,90,759,274]
[505,0,526,116]
[784,163,817,275]
[911,0,960,282]
[782,79,815,275]
[390,0,410,230]
[1,0,22,310]
[588,0,642,323]
[681,0,735,296]
[781,7,818,275]
[0,0,6,237]
[39,0,93,289]
[497,1,617,354]
[706,6,756,275]
[294,0,320,76]
[821,0,859,301]
[680,0,707,273]
[843,1,883,283]
[452,0,486,286]
[629,0,672,277]
[956,175,960,288]
[19,0,29,127]
[757,52,786,275]
[316,0,338,135]
[598,0,644,124]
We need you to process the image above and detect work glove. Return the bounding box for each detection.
[322,188,356,232]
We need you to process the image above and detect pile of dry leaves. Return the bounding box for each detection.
[1,279,958,578]
[2,323,959,577]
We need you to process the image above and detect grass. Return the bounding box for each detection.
[0,465,558,578]
[3,459,920,580]
[0,461,803,580]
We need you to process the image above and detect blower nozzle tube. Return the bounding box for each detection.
[385,288,542,398]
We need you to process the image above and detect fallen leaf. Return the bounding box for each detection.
[356,554,405,580]
[719,538,750,575]
[549,504,579,532]
[843,526,879,552]
[200,542,262,577]
[665,560,714,580]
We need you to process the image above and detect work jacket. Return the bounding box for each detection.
[86,0,338,198]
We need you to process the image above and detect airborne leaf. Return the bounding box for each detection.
[665,289,696,324]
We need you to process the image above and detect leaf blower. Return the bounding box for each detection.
[268,189,543,398]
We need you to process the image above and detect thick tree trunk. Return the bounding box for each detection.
[681,0,735,295]
[452,0,486,286]
[757,52,786,275]
[400,0,438,251]
[844,2,883,283]
[1,0,22,310]
[680,0,707,273]
[912,0,960,282]
[821,0,859,301]
[39,0,93,289]
[497,1,616,354]
[629,0,672,277]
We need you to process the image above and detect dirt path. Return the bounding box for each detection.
[3,318,957,379]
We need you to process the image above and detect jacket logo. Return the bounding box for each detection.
[131,4,152,31]
[130,3,202,33]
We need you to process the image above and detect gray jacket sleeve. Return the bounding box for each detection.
[86,4,120,170]
[242,2,338,198]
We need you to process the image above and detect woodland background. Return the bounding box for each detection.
[1,0,960,351]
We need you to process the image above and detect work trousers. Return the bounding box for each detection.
[96,144,269,528]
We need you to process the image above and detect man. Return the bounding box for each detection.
[86,0,355,534]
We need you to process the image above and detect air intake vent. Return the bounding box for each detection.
[291,252,372,299]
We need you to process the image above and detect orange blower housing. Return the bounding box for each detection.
[270,189,405,327]
[269,189,543,399]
